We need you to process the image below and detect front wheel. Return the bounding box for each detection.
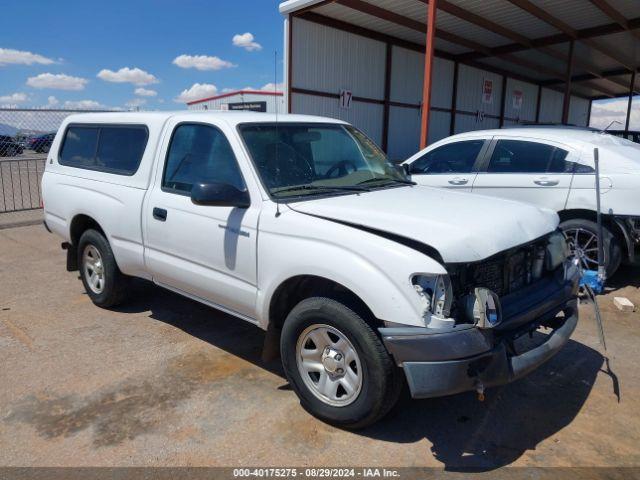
[77,229,129,307]
[560,218,622,278]
[280,297,401,429]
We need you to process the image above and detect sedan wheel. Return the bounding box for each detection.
[563,227,602,271]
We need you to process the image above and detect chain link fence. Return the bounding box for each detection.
[0,108,116,213]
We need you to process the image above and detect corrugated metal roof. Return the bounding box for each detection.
[445,0,559,39]
[602,0,640,20]
[528,0,612,31]
[315,3,428,47]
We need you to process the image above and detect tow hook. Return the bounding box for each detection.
[475,381,485,402]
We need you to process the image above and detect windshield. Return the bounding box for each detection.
[239,123,410,199]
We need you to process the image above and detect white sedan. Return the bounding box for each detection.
[403,127,640,277]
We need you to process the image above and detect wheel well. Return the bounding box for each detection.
[268,275,379,331]
[70,214,105,246]
[558,209,627,254]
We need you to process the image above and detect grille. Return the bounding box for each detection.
[470,260,504,295]
[453,238,549,298]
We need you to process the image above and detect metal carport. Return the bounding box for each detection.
[279,0,640,159]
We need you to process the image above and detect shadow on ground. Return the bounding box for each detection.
[116,279,604,471]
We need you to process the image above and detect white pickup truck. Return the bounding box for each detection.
[42,112,580,428]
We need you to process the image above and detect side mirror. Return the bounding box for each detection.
[191,182,250,208]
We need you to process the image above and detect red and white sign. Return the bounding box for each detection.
[482,79,493,105]
[340,89,353,109]
[512,90,524,110]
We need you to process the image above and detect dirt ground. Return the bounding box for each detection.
[1,224,639,470]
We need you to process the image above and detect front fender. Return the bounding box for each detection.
[255,207,447,329]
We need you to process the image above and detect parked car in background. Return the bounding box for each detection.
[0,135,24,156]
[42,112,579,428]
[606,130,640,144]
[403,127,640,277]
[29,132,55,153]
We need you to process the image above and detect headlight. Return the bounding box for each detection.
[465,287,502,329]
[412,274,453,318]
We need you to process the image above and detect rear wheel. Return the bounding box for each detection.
[77,229,129,307]
[560,218,622,277]
[280,297,401,429]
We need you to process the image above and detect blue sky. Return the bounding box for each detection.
[0,0,284,110]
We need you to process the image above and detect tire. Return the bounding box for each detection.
[77,229,129,307]
[280,297,402,429]
[42,144,50,154]
[560,218,622,278]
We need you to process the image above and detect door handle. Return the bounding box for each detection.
[152,207,167,221]
[534,178,559,186]
[448,177,469,185]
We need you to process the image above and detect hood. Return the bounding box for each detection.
[288,186,558,263]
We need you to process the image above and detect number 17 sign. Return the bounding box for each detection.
[340,89,353,109]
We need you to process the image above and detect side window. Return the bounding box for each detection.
[96,127,148,174]
[59,125,147,175]
[410,140,484,174]
[162,123,245,194]
[488,140,572,173]
[60,127,99,168]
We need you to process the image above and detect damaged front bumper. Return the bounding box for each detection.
[379,275,580,399]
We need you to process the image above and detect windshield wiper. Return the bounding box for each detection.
[272,184,370,196]
[358,177,417,186]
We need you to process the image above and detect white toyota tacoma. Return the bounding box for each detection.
[42,112,580,428]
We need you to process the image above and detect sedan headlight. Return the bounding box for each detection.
[412,274,453,318]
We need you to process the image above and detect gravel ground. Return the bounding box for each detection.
[0,224,639,470]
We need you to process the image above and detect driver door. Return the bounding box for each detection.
[143,120,260,320]
[406,138,490,191]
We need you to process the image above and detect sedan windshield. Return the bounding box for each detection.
[239,123,411,199]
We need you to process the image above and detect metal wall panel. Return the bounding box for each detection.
[390,46,423,105]
[292,17,386,100]
[456,64,503,116]
[387,107,450,161]
[538,88,564,123]
[568,96,590,126]
[387,106,421,161]
[291,92,384,145]
[503,78,539,122]
[390,48,453,109]
[428,110,452,145]
[454,113,499,134]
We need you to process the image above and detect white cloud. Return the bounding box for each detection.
[174,83,218,103]
[232,32,262,52]
[63,100,103,109]
[125,98,146,108]
[589,98,640,131]
[26,73,88,90]
[47,96,59,106]
[260,82,284,92]
[97,67,158,85]
[172,54,236,71]
[0,48,55,66]
[0,92,28,103]
[134,87,157,97]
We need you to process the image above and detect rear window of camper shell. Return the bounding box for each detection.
[59,124,149,176]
